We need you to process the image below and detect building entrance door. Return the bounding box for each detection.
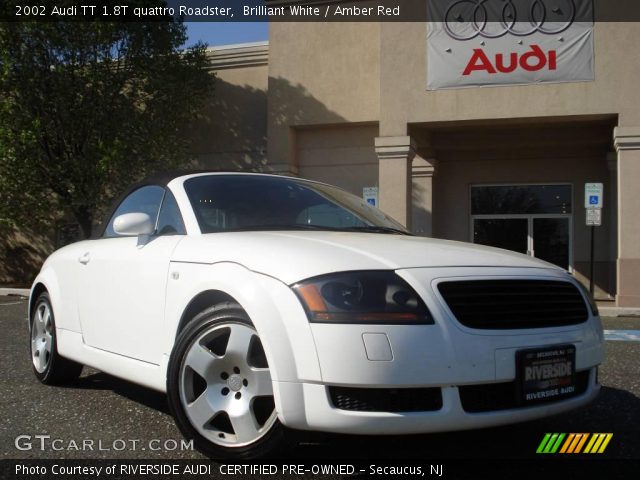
[472,215,571,270]
[471,185,573,271]
[532,217,571,270]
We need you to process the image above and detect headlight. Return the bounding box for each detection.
[292,271,434,324]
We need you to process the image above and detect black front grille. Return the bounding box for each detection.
[329,386,443,412]
[438,280,589,329]
[459,370,590,413]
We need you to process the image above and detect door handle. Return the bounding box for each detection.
[78,252,91,265]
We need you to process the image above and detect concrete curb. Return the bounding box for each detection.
[0,288,29,297]
[599,307,640,318]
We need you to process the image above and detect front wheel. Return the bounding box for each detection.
[30,292,83,384]
[167,302,287,459]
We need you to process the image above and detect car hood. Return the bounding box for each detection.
[171,231,559,284]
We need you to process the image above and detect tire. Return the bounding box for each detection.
[167,302,289,459]
[30,292,83,384]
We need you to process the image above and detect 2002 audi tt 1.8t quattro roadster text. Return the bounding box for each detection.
[29,172,604,458]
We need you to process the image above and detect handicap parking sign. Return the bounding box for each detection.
[584,183,603,209]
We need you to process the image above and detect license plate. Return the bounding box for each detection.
[516,345,576,404]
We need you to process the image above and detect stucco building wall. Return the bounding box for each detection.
[296,124,379,194]
[267,22,381,172]
[191,43,269,171]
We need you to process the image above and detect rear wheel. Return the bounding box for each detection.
[167,302,287,459]
[30,292,83,384]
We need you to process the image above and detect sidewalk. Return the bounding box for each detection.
[599,306,640,318]
[0,288,29,297]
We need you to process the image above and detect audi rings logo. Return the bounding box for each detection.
[444,0,577,40]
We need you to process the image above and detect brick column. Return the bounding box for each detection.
[412,156,437,237]
[375,136,415,228]
[613,127,640,307]
[607,152,618,297]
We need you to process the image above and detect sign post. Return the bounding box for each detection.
[584,183,603,296]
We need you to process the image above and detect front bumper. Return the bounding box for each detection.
[271,267,604,434]
[275,368,600,434]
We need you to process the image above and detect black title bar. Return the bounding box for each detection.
[3,1,640,22]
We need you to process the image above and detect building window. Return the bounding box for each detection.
[470,184,572,270]
[471,184,572,215]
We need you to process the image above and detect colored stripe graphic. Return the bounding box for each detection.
[559,433,575,453]
[584,433,614,454]
[536,433,552,453]
[536,433,551,453]
[550,433,566,453]
[538,433,613,454]
[544,433,560,453]
[574,433,589,453]
[567,433,584,453]
[584,433,599,453]
[598,433,613,453]
[537,433,566,453]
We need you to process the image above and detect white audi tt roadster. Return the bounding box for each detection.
[29,172,604,458]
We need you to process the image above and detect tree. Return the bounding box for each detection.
[0,2,215,238]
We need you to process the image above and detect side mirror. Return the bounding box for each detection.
[113,212,154,236]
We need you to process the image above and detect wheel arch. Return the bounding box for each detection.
[28,267,67,330]
[164,262,321,385]
[176,289,238,336]
[29,282,48,320]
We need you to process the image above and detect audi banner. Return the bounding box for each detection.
[427,0,595,90]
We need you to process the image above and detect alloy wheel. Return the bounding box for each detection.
[31,301,54,373]
[178,322,277,447]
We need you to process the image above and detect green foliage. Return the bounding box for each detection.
[0,1,215,237]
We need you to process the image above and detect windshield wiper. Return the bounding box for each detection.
[223,224,342,232]
[220,224,412,235]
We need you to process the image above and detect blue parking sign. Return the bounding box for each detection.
[585,183,603,209]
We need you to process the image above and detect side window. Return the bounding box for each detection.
[105,186,164,237]
[156,190,186,236]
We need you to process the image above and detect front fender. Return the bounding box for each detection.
[29,266,80,333]
[163,262,322,385]
[29,241,92,334]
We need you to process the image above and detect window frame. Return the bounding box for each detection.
[100,184,186,239]
[154,188,187,236]
[468,183,574,272]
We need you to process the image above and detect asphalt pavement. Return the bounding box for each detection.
[1,295,638,464]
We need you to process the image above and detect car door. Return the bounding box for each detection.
[77,185,186,364]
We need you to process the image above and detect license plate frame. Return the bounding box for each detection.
[516,344,576,405]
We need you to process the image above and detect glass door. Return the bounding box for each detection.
[473,218,529,255]
[532,217,570,270]
[471,215,571,270]
[471,184,573,271]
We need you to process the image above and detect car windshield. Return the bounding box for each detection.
[183,175,409,234]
